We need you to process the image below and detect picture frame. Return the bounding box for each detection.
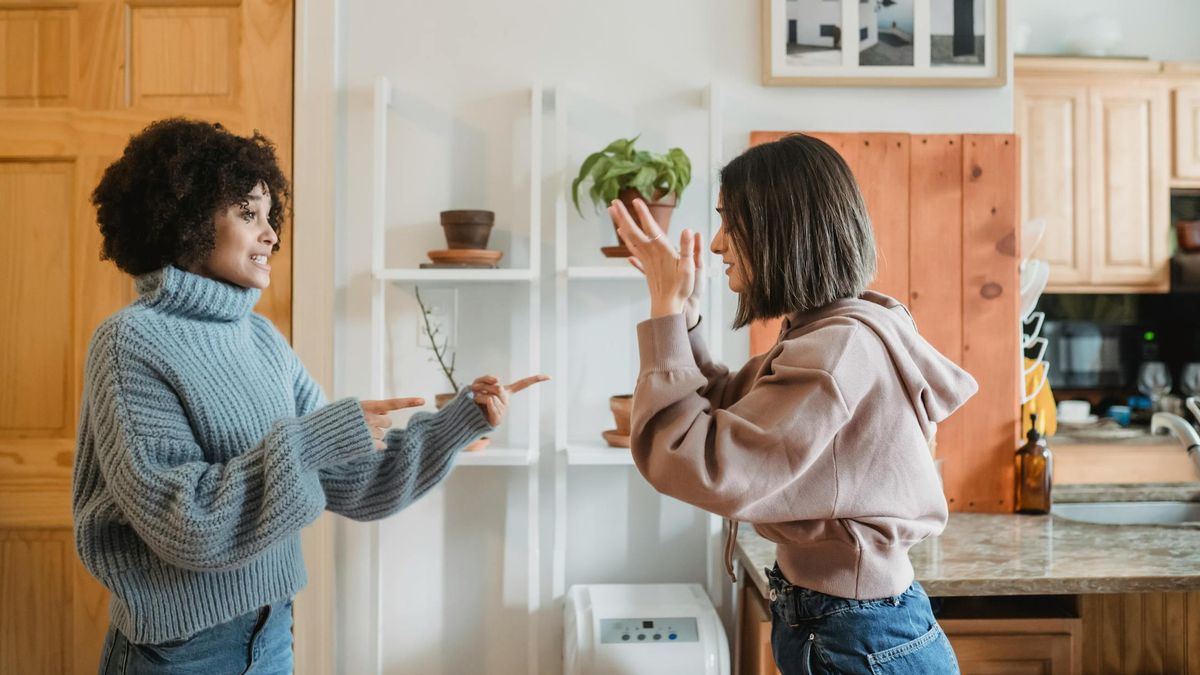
[762,0,1007,87]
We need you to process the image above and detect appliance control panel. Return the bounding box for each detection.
[599,617,699,644]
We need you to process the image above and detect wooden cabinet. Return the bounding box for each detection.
[1016,57,1171,292]
[734,572,779,675]
[1015,83,1090,285]
[942,617,1082,674]
[1175,86,1200,181]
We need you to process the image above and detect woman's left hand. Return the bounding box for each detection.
[610,198,698,321]
[470,374,551,427]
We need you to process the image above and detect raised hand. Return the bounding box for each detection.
[470,374,550,427]
[610,198,699,322]
[360,397,426,449]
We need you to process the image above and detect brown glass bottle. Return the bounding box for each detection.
[1016,413,1053,514]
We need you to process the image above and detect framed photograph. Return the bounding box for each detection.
[762,0,1006,87]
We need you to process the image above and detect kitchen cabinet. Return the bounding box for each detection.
[1016,57,1171,292]
[1168,63,1200,183]
[941,617,1081,674]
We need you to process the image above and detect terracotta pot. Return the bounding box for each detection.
[602,188,676,258]
[1178,219,1200,252]
[609,394,633,436]
[440,210,494,250]
[435,392,489,451]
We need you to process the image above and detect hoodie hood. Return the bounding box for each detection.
[781,291,978,438]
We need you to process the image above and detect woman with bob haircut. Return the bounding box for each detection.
[74,118,544,673]
[612,133,975,674]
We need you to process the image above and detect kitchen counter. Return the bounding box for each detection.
[1055,482,1200,503]
[735,512,1200,599]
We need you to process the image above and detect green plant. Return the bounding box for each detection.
[571,136,692,216]
[415,287,459,391]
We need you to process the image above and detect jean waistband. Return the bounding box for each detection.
[765,564,919,622]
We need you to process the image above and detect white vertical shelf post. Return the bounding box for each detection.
[703,82,726,607]
[367,74,391,675]
[525,83,544,675]
[551,84,569,602]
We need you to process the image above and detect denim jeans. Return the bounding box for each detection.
[97,598,293,675]
[766,565,959,675]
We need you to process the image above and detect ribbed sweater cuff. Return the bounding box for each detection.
[637,313,698,374]
[297,397,376,470]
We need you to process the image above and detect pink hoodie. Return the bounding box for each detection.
[631,291,978,600]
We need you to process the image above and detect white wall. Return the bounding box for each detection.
[331,1,1015,673]
[1011,0,1200,60]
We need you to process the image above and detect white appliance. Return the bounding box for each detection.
[564,583,729,675]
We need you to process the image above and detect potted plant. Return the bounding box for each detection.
[571,136,692,258]
[416,287,488,451]
[602,394,633,449]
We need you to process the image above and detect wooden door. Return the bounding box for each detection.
[1014,82,1091,287]
[0,1,293,671]
[1087,83,1170,290]
[1174,85,1200,181]
[942,617,1082,675]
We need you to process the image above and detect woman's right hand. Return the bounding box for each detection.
[627,216,705,330]
[360,397,425,449]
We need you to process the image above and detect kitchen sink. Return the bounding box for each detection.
[1051,501,1200,525]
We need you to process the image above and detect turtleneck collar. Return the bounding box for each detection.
[134,266,260,322]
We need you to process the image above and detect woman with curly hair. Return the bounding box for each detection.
[74,118,546,673]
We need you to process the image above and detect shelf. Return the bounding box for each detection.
[565,266,643,280]
[565,441,636,466]
[456,445,537,467]
[377,268,535,282]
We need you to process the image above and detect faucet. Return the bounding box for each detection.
[1151,412,1200,472]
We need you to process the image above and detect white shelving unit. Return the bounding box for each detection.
[368,76,543,675]
[550,84,727,607]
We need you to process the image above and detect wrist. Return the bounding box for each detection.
[650,300,684,320]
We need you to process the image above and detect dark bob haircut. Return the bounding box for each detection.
[719,133,876,329]
[91,118,290,275]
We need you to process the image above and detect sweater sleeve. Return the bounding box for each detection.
[284,348,494,520]
[631,313,849,522]
[318,389,494,521]
[88,324,378,573]
[685,316,738,409]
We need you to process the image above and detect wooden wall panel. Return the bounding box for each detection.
[959,135,1019,512]
[746,132,1019,513]
[909,135,966,507]
[1081,591,1200,674]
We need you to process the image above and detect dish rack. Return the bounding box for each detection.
[1020,217,1051,430]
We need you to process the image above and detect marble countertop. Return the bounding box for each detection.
[1055,482,1200,503]
[736,513,1200,599]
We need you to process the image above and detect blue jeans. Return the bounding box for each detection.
[97,598,293,674]
[767,565,959,675]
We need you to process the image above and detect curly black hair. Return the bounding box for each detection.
[92,118,291,275]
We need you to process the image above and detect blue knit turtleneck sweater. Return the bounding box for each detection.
[71,266,492,644]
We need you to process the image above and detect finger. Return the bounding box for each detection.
[363,397,425,413]
[487,396,502,423]
[507,374,551,393]
[374,439,385,450]
[633,198,668,244]
[473,375,499,385]
[679,229,696,272]
[366,413,392,429]
[693,231,704,270]
[609,200,651,245]
[472,384,502,397]
[627,257,646,275]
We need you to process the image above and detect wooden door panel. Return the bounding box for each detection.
[1089,85,1170,289]
[0,7,75,108]
[0,160,74,437]
[1014,84,1089,286]
[0,0,293,670]
[1177,87,1200,179]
